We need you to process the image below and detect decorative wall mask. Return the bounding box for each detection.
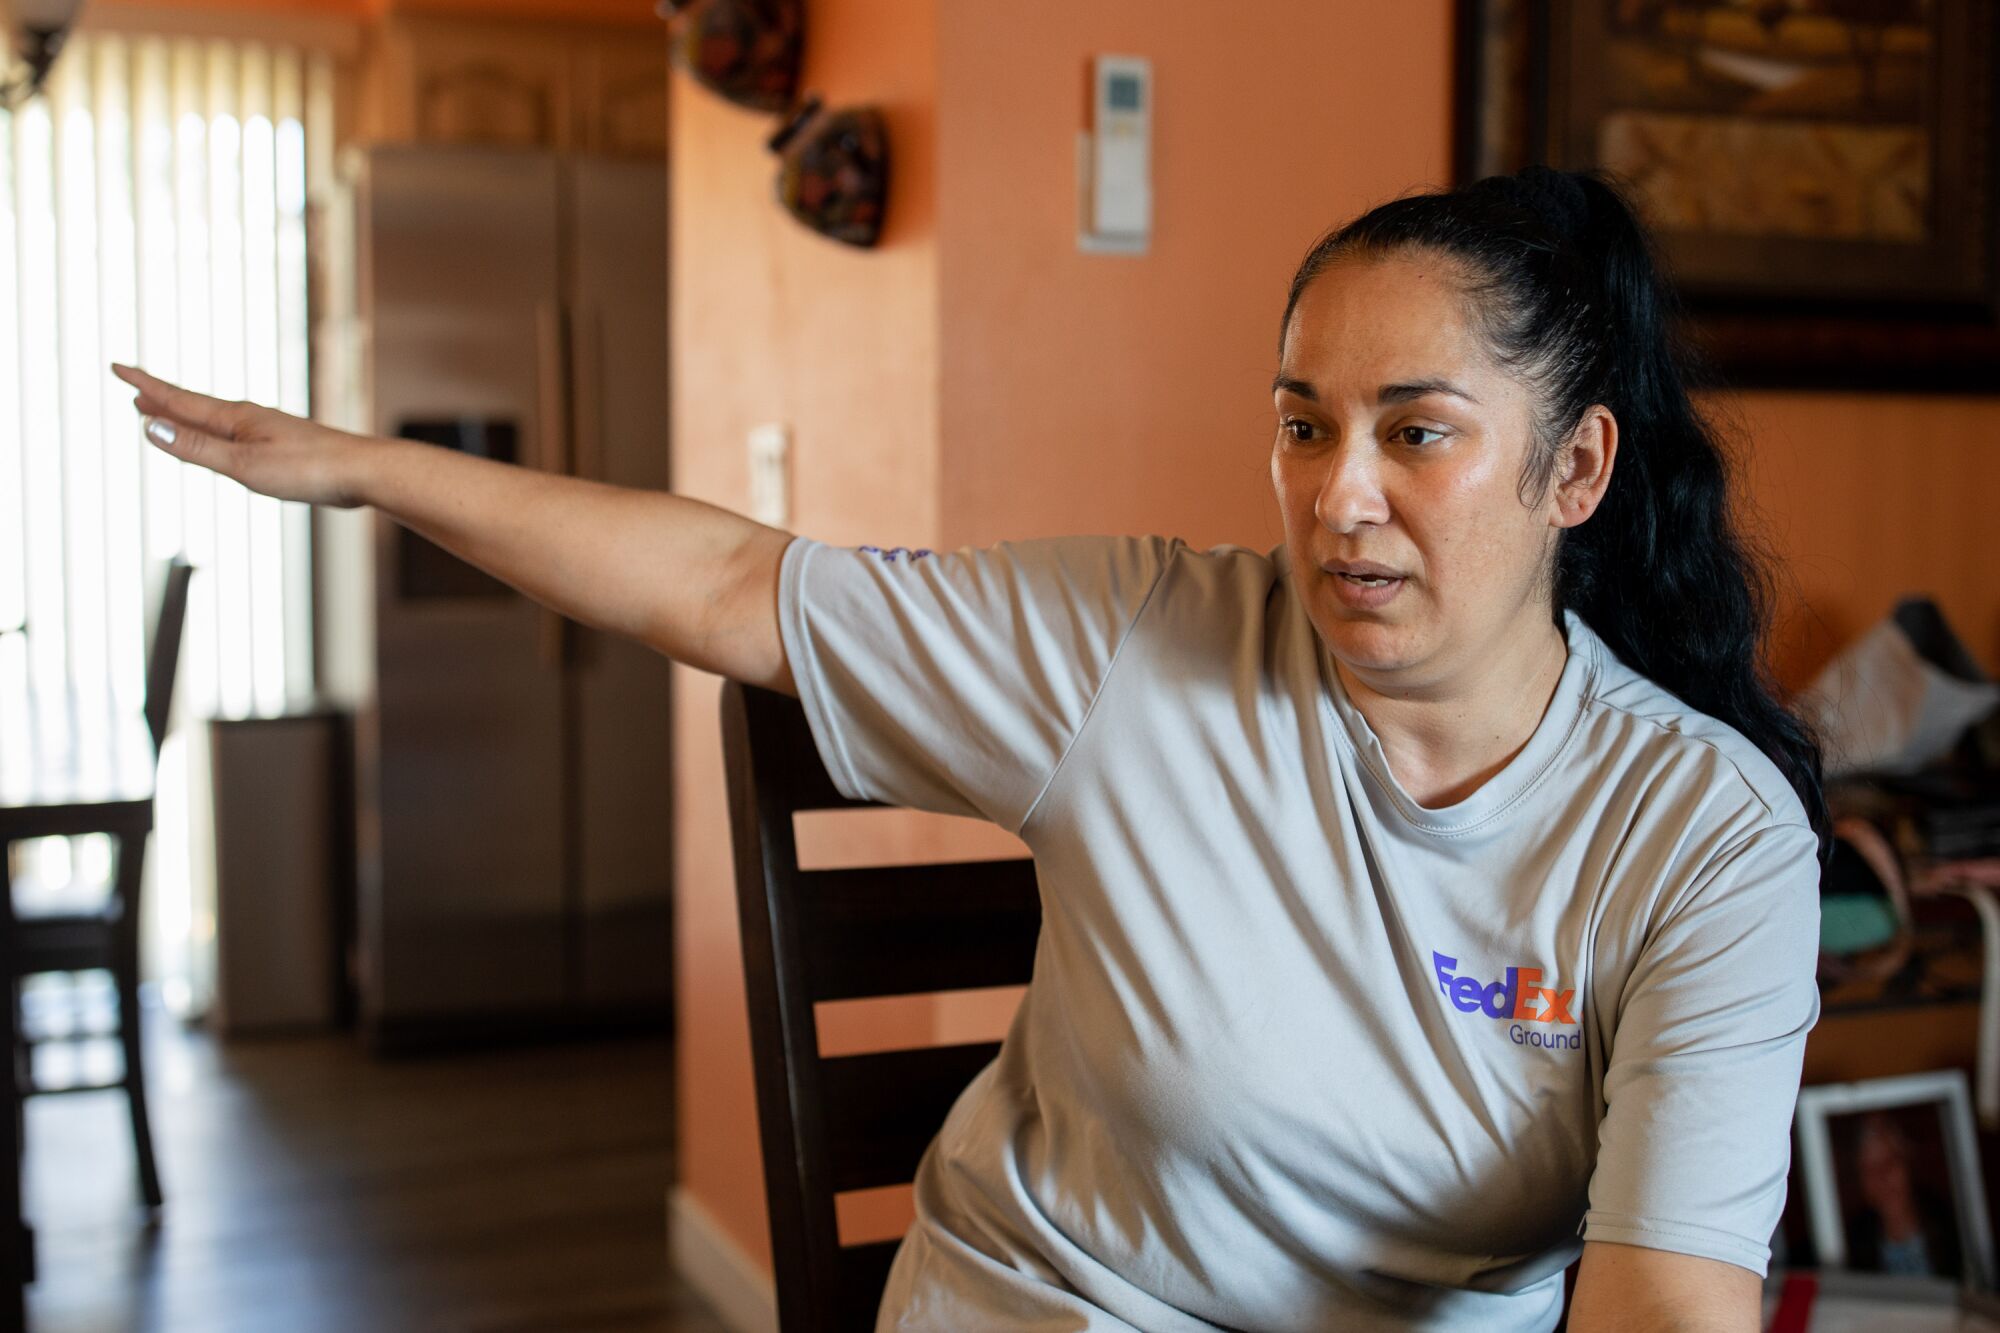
[655,0,803,115]
[657,0,892,249]
[768,95,888,249]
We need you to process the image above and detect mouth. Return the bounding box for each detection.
[1320,559,1408,607]
[1322,559,1407,585]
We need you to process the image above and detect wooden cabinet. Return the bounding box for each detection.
[359,14,668,159]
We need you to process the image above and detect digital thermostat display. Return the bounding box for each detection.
[1080,54,1151,253]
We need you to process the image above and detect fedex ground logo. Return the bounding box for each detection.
[1432,950,1580,1051]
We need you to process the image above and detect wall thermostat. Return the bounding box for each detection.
[1078,54,1151,255]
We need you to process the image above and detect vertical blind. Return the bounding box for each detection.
[2,31,333,1006]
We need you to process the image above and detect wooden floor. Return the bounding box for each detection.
[22,981,729,1333]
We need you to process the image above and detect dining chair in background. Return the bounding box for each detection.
[720,678,1042,1332]
[9,554,193,1211]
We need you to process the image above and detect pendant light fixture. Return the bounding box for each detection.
[1,0,85,109]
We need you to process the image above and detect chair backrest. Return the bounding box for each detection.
[719,679,1041,1333]
[143,557,194,754]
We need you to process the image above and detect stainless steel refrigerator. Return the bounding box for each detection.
[336,142,673,1047]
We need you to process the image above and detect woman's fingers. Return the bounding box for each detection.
[139,410,238,475]
[110,363,241,438]
[112,362,369,508]
[112,363,252,477]
[111,364,280,443]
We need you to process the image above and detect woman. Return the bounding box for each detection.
[1847,1110,1962,1280]
[114,164,1827,1332]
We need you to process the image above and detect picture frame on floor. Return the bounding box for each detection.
[1794,1070,1996,1292]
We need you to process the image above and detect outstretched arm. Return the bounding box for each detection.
[112,363,798,695]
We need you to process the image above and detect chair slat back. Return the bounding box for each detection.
[143,557,194,753]
[720,680,1041,1333]
[818,1041,1003,1192]
[797,863,1040,1001]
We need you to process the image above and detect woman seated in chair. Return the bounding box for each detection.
[112,163,1825,1332]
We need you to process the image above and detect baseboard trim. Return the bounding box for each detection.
[669,1186,779,1333]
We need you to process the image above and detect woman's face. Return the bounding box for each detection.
[1270,250,1597,692]
[1856,1115,1915,1214]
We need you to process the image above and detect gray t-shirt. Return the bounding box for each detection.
[776,532,1823,1332]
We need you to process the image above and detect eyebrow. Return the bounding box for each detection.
[1270,374,1481,406]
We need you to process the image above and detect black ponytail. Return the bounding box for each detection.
[1280,166,1831,866]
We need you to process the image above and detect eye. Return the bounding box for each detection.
[1394,424,1445,448]
[1280,417,1317,443]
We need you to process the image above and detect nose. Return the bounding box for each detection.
[1313,436,1391,534]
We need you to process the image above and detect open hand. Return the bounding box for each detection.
[112,363,374,509]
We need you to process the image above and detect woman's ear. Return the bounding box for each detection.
[1552,405,1617,530]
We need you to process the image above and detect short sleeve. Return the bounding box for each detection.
[1581,819,1825,1276]
[776,533,1178,832]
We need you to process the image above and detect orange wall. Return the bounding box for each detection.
[938,3,1457,551]
[667,0,941,1273]
[1732,391,2000,688]
[671,0,2000,1288]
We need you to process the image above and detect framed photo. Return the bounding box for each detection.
[1455,1,2000,390]
[1794,1070,1996,1290]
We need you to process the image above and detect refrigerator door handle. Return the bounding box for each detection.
[534,297,574,474]
[536,297,573,671]
[571,303,604,487]
[568,303,605,671]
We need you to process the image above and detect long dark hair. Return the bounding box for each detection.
[1279,165,1830,866]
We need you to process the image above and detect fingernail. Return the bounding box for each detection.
[145,418,176,446]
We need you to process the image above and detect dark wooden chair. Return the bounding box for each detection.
[720,679,1041,1332]
[11,554,192,1211]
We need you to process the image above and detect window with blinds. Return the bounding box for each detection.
[2,31,335,1010]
